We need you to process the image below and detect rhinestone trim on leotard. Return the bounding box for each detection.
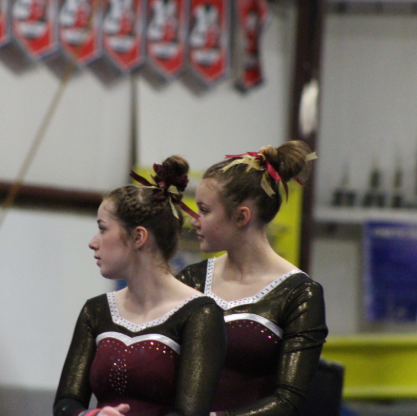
[107,292,204,332]
[204,257,305,310]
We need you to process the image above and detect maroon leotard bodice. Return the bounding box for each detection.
[213,313,282,410]
[90,332,180,415]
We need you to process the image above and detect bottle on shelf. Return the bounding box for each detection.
[406,147,417,209]
[390,153,404,209]
[331,163,357,207]
[362,157,386,208]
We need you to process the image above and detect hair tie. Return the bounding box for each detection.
[152,163,189,192]
[129,170,200,220]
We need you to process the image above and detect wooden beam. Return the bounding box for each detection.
[0,181,103,214]
[289,0,326,273]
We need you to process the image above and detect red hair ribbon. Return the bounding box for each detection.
[129,170,200,220]
[225,152,291,200]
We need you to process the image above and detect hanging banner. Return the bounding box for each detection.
[0,0,33,71]
[364,221,417,322]
[0,0,10,47]
[187,0,230,86]
[102,0,145,72]
[234,0,268,91]
[12,0,59,59]
[146,0,186,80]
[59,0,102,65]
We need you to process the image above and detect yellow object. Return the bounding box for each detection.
[268,181,303,267]
[322,334,417,400]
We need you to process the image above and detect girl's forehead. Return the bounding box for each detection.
[199,177,221,192]
[197,179,226,208]
[98,199,116,218]
[99,200,109,212]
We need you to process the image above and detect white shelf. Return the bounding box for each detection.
[314,206,417,225]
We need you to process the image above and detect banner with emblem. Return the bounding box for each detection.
[187,0,230,87]
[59,0,102,65]
[102,0,145,72]
[0,0,10,48]
[12,0,59,59]
[146,0,187,80]
[234,0,268,92]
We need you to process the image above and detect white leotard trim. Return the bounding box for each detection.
[204,257,305,310]
[225,313,283,338]
[107,292,204,332]
[96,331,181,353]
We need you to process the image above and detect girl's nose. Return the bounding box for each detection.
[190,217,199,228]
[89,234,98,250]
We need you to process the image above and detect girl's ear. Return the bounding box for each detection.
[235,205,252,228]
[133,226,149,250]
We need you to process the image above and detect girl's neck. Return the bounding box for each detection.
[118,254,199,320]
[218,229,295,282]
[122,256,176,309]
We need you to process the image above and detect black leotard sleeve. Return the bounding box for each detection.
[53,301,97,416]
[167,302,227,416]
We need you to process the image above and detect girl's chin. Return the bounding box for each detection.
[199,243,211,253]
[200,244,220,254]
[100,273,119,281]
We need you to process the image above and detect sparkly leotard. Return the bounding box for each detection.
[177,258,328,416]
[54,293,227,416]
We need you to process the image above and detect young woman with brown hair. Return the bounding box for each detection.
[177,141,328,416]
[54,156,227,416]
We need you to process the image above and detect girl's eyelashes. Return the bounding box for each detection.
[197,203,209,214]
